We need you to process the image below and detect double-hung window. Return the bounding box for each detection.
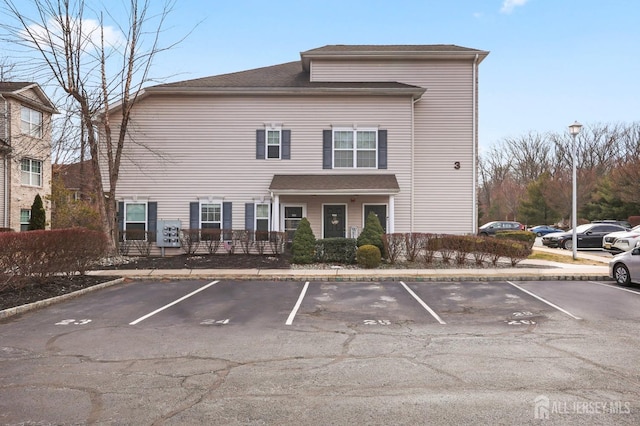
[333,128,377,168]
[20,209,31,231]
[21,158,42,186]
[125,202,147,240]
[201,202,222,229]
[267,128,281,159]
[21,106,43,138]
[255,203,270,240]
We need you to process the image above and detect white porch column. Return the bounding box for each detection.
[388,195,395,233]
[271,193,280,231]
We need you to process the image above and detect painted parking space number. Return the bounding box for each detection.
[506,312,536,325]
[201,319,230,325]
[364,320,391,325]
[55,319,92,325]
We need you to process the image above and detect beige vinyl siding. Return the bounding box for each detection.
[108,94,414,236]
[312,59,476,234]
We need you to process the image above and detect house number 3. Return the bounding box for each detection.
[454,162,461,169]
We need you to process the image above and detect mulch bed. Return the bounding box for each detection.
[0,254,291,312]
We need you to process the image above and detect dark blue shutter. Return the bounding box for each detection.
[282,130,291,160]
[117,202,125,241]
[189,202,199,229]
[378,129,387,169]
[147,202,157,242]
[323,129,332,169]
[256,129,266,159]
[223,202,232,239]
[245,203,254,230]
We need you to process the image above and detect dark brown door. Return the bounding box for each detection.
[323,205,346,238]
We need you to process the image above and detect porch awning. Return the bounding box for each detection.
[269,174,400,195]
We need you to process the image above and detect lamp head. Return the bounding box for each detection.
[569,121,582,136]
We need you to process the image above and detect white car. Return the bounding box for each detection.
[609,242,640,286]
[602,224,640,253]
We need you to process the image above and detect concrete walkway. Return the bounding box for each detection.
[88,246,613,282]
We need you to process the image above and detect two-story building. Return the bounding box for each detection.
[104,45,488,249]
[0,82,57,231]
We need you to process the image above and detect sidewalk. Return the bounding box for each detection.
[88,247,612,282]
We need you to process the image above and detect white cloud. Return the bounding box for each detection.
[22,16,125,53]
[500,0,529,14]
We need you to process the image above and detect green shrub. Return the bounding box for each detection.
[315,238,357,264]
[28,194,46,230]
[356,244,381,268]
[357,212,385,256]
[291,218,316,264]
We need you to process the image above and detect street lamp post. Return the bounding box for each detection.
[568,121,582,260]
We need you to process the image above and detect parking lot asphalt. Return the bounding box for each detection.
[3,274,640,424]
[3,246,632,424]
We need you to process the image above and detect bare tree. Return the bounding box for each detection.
[0,0,183,250]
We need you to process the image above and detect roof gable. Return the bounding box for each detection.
[0,81,58,113]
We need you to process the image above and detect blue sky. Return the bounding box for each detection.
[147,0,638,151]
[7,0,639,151]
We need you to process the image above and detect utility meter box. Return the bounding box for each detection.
[157,220,181,248]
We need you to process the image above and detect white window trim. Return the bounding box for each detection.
[255,202,271,233]
[124,201,148,240]
[266,127,282,160]
[20,158,43,187]
[332,127,378,169]
[21,106,43,138]
[20,209,31,232]
[281,203,306,239]
[199,200,223,229]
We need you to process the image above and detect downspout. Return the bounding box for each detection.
[472,54,479,234]
[1,94,7,228]
[411,96,420,233]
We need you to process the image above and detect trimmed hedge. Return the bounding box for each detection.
[356,244,382,268]
[0,228,109,290]
[315,238,357,264]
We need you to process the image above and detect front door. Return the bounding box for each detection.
[323,204,346,238]
[364,204,387,233]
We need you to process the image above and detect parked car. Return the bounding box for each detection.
[541,223,628,250]
[592,219,632,229]
[478,221,524,236]
[609,241,640,286]
[527,225,562,237]
[602,224,640,254]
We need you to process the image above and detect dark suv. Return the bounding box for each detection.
[478,221,524,236]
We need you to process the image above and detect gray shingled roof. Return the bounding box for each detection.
[148,61,421,93]
[0,82,37,93]
[269,174,400,194]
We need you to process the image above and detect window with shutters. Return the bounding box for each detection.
[267,129,281,159]
[201,202,222,229]
[333,128,377,168]
[124,202,147,240]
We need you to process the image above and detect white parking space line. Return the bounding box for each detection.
[506,281,581,320]
[285,281,309,325]
[129,280,220,325]
[400,281,446,324]
[588,281,640,295]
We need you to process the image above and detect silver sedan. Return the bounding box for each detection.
[609,242,640,286]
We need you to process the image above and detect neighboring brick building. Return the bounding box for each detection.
[0,82,57,230]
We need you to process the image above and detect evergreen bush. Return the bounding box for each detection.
[357,211,385,256]
[291,218,316,264]
[28,194,46,230]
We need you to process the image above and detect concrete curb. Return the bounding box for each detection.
[0,277,125,320]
